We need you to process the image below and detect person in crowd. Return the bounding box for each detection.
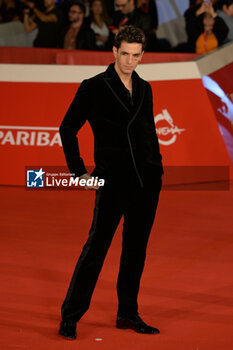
[217,0,233,41]
[184,0,229,53]
[0,0,19,22]
[112,0,153,39]
[136,0,170,51]
[88,0,114,50]
[112,0,170,51]
[196,11,220,53]
[23,0,63,48]
[136,0,158,30]
[58,0,96,49]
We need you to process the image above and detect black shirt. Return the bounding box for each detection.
[34,6,62,48]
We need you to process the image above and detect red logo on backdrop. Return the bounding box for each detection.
[154,109,185,146]
[0,126,61,146]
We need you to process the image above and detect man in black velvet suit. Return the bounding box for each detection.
[59,25,163,340]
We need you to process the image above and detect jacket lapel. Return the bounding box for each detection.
[132,70,145,117]
[103,63,145,118]
[104,63,130,113]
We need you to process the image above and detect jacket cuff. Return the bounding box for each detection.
[72,158,88,178]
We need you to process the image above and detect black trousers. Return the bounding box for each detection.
[61,179,161,322]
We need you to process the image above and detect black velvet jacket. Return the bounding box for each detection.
[59,63,163,187]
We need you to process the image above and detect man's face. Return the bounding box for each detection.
[113,41,143,75]
[69,5,84,24]
[224,4,233,17]
[116,0,134,14]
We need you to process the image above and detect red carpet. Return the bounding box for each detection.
[0,184,233,349]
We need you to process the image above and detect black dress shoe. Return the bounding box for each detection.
[59,320,77,339]
[116,314,160,334]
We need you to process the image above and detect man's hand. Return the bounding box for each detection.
[80,173,100,191]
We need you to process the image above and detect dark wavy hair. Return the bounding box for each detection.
[222,0,233,7]
[70,0,86,14]
[114,25,146,50]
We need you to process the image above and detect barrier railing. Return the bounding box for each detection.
[0,46,198,65]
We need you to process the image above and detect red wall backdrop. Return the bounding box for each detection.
[0,76,231,186]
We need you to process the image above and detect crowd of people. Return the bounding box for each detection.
[0,0,233,53]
